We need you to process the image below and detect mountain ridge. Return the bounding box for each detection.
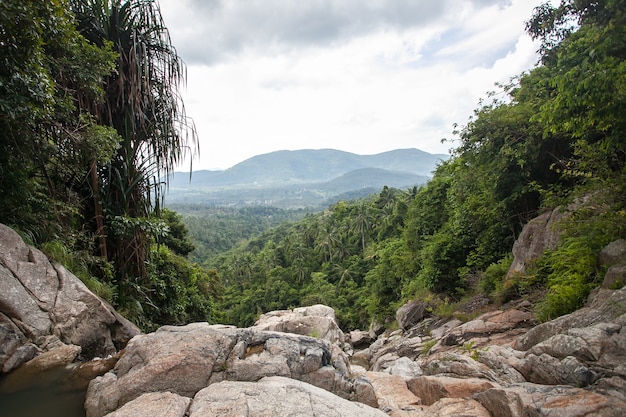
[167,148,447,208]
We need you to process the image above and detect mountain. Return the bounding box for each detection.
[167,148,447,208]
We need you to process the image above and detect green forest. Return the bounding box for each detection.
[1,0,625,331]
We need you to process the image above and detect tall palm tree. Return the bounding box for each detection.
[70,0,197,285]
[352,202,374,253]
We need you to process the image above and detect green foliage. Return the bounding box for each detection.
[535,194,626,321]
[421,339,438,356]
[479,256,513,297]
[41,240,116,302]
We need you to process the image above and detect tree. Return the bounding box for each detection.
[351,202,375,253]
[526,0,626,179]
[0,0,118,241]
[69,0,198,287]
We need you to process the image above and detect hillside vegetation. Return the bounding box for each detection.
[199,0,626,329]
[1,0,625,331]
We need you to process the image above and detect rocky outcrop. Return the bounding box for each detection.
[189,377,387,417]
[475,383,626,417]
[396,300,430,331]
[98,377,387,417]
[0,224,140,374]
[251,304,346,344]
[507,207,563,277]
[85,322,377,417]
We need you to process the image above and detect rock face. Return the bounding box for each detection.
[0,224,140,374]
[396,300,430,331]
[507,207,563,277]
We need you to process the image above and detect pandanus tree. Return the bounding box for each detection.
[69,0,197,292]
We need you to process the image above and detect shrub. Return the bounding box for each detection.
[479,255,513,296]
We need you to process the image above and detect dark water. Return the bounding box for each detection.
[0,367,87,417]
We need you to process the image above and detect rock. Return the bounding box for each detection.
[442,309,534,347]
[428,318,463,340]
[507,208,563,277]
[0,223,140,373]
[369,334,427,371]
[603,265,626,289]
[515,286,626,351]
[418,398,491,417]
[396,300,429,331]
[351,347,372,369]
[0,344,81,392]
[63,353,121,391]
[85,323,375,417]
[527,331,601,362]
[599,239,626,267]
[419,351,502,383]
[475,382,626,417]
[383,356,422,378]
[405,375,495,406]
[252,304,345,344]
[188,376,388,417]
[350,330,375,348]
[474,345,526,384]
[365,371,422,412]
[104,392,191,417]
[518,353,600,387]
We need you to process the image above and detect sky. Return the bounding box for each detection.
[158,0,546,171]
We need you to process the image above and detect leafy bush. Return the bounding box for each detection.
[479,255,513,296]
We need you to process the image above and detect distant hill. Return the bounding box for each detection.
[167,148,447,208]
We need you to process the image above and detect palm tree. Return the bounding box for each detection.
[70,0,197,284]
[352,202,374,253]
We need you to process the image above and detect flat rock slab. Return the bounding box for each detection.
[475,382,626,417]
[188,376,388,417]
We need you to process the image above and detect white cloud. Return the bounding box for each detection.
[159,0,543,170]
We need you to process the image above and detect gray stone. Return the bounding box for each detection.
[406,375,495,406]
[252,304,345,344]
[188,376,388,417]
[518,353,599,387]
[419,398,491,417]
[599,239,626,267]
[85,323,375,417]
[508,208,563,277]
[396,300,429,331]
[603,265,626,289]
[515,286,626,351]
[103,392,191,417]
[475,382,626,417]
[0,223,140,373]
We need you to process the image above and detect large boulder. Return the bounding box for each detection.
[507,208,563,277]
[251,304,345,344]
[405,375,495,406]
[515,287,626,351]
[396,300,429,331]
[103,392,191,417]
[441,309,534,348]
[85,323,377,417]
[0,224,140,373]
[475,382,626,417]
[188,376,388,417]
[364,371,422,413]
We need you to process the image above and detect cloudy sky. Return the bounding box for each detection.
[158,0,546,171]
